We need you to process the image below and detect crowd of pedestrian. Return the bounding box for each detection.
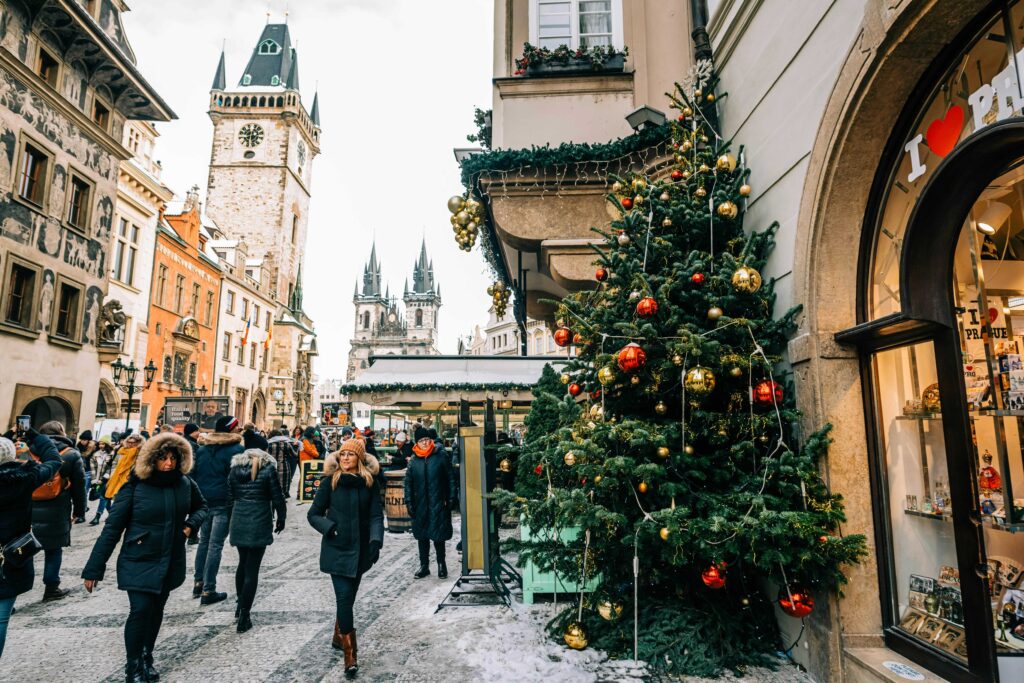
[0,416,461,681]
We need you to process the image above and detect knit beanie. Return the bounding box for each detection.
[215,415,239,433]
[339,438,366,461]
[414,426,430,443]
[78,430,93,441]
[0,437,16,465]
[395,431,408,443]
[243,429,270,451]
[183,423,200,438]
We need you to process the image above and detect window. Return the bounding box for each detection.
[222,332,231,360]
[173,353,187,386]
[162,355,172,383]
[188,362,197,388]
[205,291,215,325]
[362,311,370,329]
[36,47,59,88]
[155,265,168,305]
[66,173,91,230]
[261,345,268,371]
[112,219,140,285]
[173,275,185,313]
[265,310,272,329]
[530,0,621,50]
[218,378,230,395]
[53,280,82,339]
[250,342,257,368]
[291,215,298,244]
[16,140,50,206]
[155,322,162,336]
[236,339,244,365]
[258,39,281,55]
[191,283,200,315]
[226,290,235,314]
[242,298,249,320]
[415,309,423,327]
[271,75,280,86]
[242,74,252,86]
[4,261,37,329]
[254,305,260,326]
[92,98,110,131]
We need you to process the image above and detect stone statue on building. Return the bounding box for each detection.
[38,272,53,332]
[98,299,127,345]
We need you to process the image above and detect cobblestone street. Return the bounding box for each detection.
[2,497,812,683]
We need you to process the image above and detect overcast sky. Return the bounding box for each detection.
[121,0,495,380]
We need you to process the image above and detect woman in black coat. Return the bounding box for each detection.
[404,426,457,580]
[227,448,286,633]
[0,431,62,659]
[307,439,383,678]
[82,433,208,683]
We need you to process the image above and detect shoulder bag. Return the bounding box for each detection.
[0,531,42,580]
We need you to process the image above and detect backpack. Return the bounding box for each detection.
[32,447,72,502]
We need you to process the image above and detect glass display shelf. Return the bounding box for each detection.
[904,509,952,522]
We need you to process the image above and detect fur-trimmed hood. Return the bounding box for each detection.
[230,448,276,470]
[323,451,380,477]
[197,431,243,447]
[135,432,194,479]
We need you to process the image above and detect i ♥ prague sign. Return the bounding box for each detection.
[903,50,1024,182]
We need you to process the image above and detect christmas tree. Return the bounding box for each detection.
[504,64,867,676]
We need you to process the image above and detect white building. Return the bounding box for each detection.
[464,307,563,357]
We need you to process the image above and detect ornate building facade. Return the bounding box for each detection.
[346,241,441,381]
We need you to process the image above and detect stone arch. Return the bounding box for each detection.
[251,390,266,428]
[242,96,249,107]
[232,96,240,107]
[96,378,121,420]
[258,96,266,107]
[276,96,284,107]
[21,395,74,433]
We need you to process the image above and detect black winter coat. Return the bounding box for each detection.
[307,453,384,578]
[31,435,87,550]
[404,446,457,542]
[192,432,244,507]
[0,434,63,599]
[227,450,286,547]
[82,433,208,595]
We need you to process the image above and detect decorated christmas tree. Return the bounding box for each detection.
[503,63,867,676]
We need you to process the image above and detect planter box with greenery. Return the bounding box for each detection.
[515,42,627,77]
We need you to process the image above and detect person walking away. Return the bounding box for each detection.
[266,430,296,497]
[191,416,244,604]
[227,448,286,633]
[182,424,201,456]
[31,421,87,601]
[307,439,383,677]
[404,427,456,580]
[105,433,144,503]
[90,442,115,525]
[0,431,62,658]
[76,430,98,516]
[82,433,207,683]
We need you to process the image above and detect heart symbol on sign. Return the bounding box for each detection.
[965,365,973,372]
[925,105,964,157]
[989,307,999,323]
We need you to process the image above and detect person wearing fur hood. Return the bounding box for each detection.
[307,439,383,678]
[226,448,286,633]
[82,432,208,683]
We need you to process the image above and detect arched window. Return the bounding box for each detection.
[258,39,280,55]
[362,311,370,329]
[271,75,280,86]
[241,75,251,87]
[258,96,266,107]
[276,96,284,107]
[162,355,172,383]
[415,309,423,327]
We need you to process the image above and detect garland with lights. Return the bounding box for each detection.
[338,382,537,395]
[492,60,866,676]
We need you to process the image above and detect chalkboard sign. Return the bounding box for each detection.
[299,460,326,503]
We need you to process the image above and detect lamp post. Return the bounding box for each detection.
[273,399,293,427]
[179,383,207,398]
[111,358,157,434]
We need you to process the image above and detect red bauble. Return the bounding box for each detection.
[595,266,609,282]
[568,383,582,397]
[590,389,602,400]
[617,342,648,373]
[671,169,684,181]
[534,464,543,475]
[572,332,585,346]
[701,563,727,589]
[752,380,784,408]
[677,114,686,122]
[691,272,706,286]
[554,327,573,347]
[778,585,814,618]
[620,197,633,210]
[636,297,659,318]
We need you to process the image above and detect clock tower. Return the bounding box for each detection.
[205,22,321,307]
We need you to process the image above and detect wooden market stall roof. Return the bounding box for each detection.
[341,355,564,406]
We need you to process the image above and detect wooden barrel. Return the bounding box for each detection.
[384,469,411,534]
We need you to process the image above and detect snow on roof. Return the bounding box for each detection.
[352,356,556,387]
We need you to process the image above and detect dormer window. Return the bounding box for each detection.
[242,74,252,86]
[258,39,281,55]
[271,75,280,86]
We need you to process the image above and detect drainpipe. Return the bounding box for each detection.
[688,0,720,133]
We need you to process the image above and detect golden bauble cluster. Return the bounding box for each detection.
[448,194,483,251]
[487,281,511,317]
[731,265,763,294]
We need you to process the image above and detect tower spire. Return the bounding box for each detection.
[212,48,227,90]
[309,91,320,126]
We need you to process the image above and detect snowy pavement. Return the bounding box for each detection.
[2,495,812,682]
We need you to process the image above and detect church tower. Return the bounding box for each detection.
[206,22,321,307]
[403,239,442,351]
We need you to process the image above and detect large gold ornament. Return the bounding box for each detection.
[684,366,717,397]
[560,373,571,385]
[654,401,668,415]
[739,184,752,197]
[716,153,737,173]
[499,458,512,473]
[563,451,577,466]
[598,366,617,386]
[447,195,465,213]
[659,527,671,541]
[564,622,588,650]
[731,266,763,294]
[922,383,941,412]
[716,200,738,219]
[656,446,670,459]
[707,306,724,321]
[597,600,624,621]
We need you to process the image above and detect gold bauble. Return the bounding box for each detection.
[499,458,512,473]
[659,191,671,202]
[684,445,695,455]
[921,383,941,412]
[731,266,763,294]
[447,195,465,213]
[654,401,668,415]
[672,354,684,367]
[638,481,649,494]
[656,446,670,459]
[662,217,673,227]
[739,184,752,197]
[598,366,617,386]
[707,306,724,321]
[597,599,624,621]
[589,404,604,418]
[632,178,647,192]
[682,170,691,179]
[716,153,737,173]
[594,474,602,484]
[659,527,671,541]
[563,451,577,466]
[698,163,710,173]
[465,198,481,213]
[706,93,716,103]
[681,140,692,152]
[684,366,717,396]
[561,373,571,385]
[674,153,684,163]
[634,194,644,205]
[730,366,744,378]
[611,181,623,193]
[682,106,693,117]
[716,200,738,219]
[456,210,471,226]
[630,376,641,385]
[694,89,702,98]
[564,622,588,650]
[695,186,707,198]
[701,134,709,143]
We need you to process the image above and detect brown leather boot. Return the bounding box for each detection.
[332,619,344,650]
[341,629,358,676]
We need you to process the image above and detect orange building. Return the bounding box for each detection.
[142,187,222,429]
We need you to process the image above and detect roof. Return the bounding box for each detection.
[239,24,297,89]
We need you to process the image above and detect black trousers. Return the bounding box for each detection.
[284,456,299,495]
[124,590,170,661]
[417,539,445,566]
[235,546,267,612]
[330,574,362,632]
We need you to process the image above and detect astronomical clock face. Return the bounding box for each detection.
[297,141,306,167]
[238,123,264,148]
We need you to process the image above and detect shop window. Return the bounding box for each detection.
[53,279,82,340]
[16,139,50,207]
[36,47,59,88]
[3,260,38,330]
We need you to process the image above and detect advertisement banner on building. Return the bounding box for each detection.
[321,401,351,426]
[163,396,231,431]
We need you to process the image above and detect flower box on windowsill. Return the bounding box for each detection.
[525,54,625,77]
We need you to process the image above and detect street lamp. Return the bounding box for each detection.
[273,399,293,426]
[111,358,157,434]
[179,383,207,397]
